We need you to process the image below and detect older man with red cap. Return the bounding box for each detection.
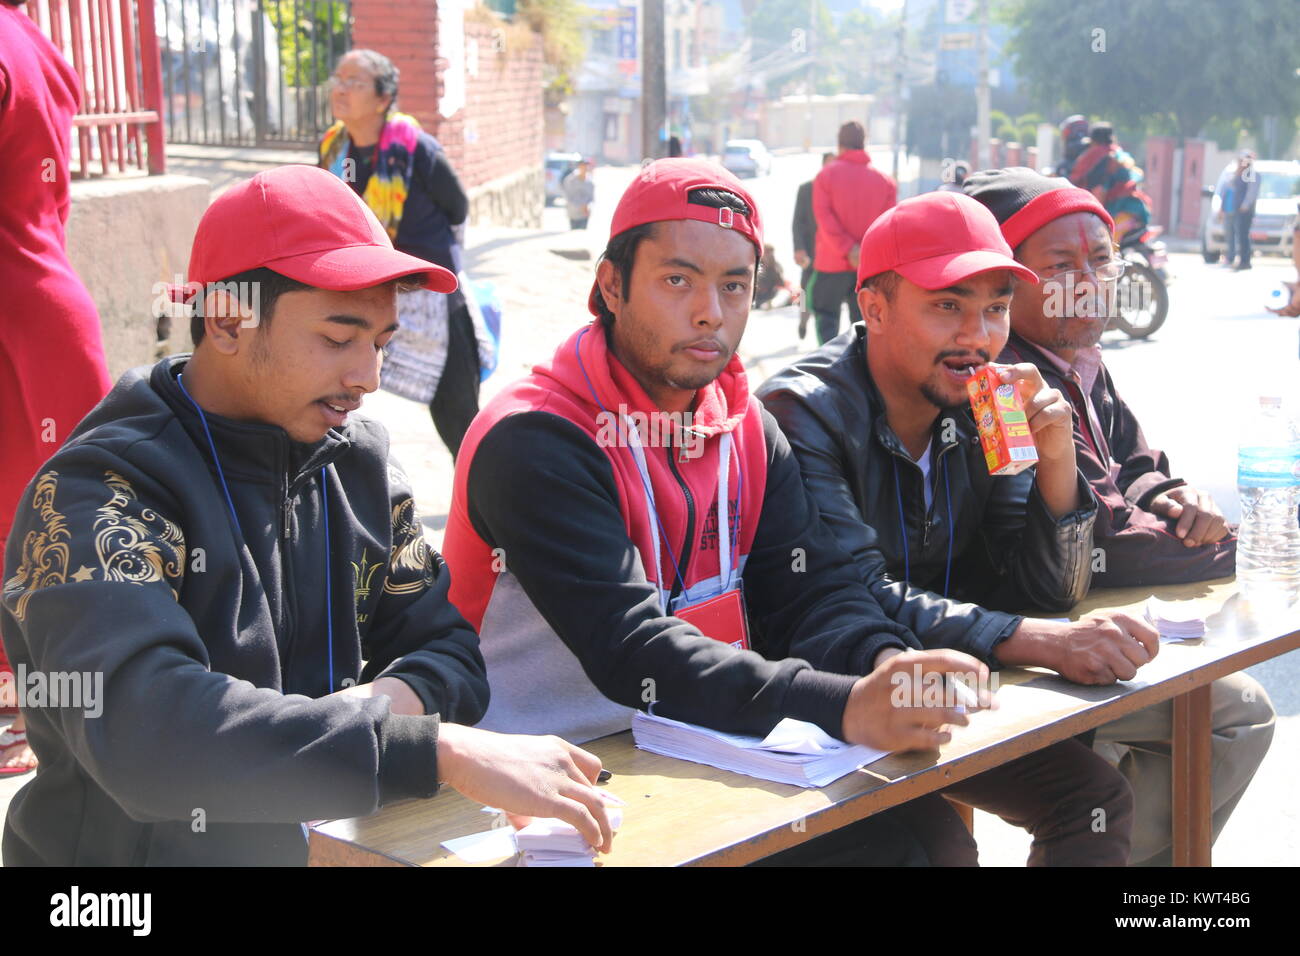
[2,165,620,866]
[758,191,1152,865]
[443,158,1000,865]
[966,167,1275,866]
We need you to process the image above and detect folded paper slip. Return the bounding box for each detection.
[632,712,889,788]
[1145,596,1206,641]
[514,807,625,856]
[515,806,625,867]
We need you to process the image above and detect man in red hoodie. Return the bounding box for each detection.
[443,159,993,865]
[810,121,896,344]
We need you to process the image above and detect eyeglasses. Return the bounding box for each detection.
[328,75,371,93]
[1036,258,1127,284]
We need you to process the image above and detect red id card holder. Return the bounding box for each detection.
[672,587,751,651]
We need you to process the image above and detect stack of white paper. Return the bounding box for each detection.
[632,712,888,788]
[516,806,624,867]
[1145,596,1207,641]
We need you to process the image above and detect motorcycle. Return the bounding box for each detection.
[1110,226,1170,339]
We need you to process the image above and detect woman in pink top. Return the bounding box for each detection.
[0,0,113,775]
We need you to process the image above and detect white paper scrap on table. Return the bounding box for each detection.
[1145,596,1207,642]
[758,717,851,754]
[440,826,518,863]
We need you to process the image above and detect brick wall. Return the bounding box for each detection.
[350,2,542,189]
[439,21,544,191]
[350,1,442,132]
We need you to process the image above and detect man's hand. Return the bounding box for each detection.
[1149,486,1229,547]
[843,649,993,753]
[794,249,810,269]
[1266,283,1300,317]
[436,724,615,853]
[994,363,1080,517]
[847,244,861,269]
[995,364,1075,464]
[999,615,1158,684]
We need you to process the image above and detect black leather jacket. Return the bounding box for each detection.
[756,323,1098,668]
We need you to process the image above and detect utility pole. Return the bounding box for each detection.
[975,0,990,168]
[804,0,814,153]
[891,0,907,181]
[642,0,667,161]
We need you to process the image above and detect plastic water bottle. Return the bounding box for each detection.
[1237,397,1300,605]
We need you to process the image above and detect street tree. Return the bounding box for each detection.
[1003,0,1300,144]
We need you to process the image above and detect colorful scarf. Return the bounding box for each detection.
[319,112,422,240]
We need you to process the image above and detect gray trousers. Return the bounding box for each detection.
[1092,671,1275,865]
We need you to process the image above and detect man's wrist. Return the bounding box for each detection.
[435,722,465,787]
[1032,455,1082,518]
[994,619,1062,671]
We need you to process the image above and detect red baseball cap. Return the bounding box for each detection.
[588,158,763,315]
[856,191,1037,291]
[180,165,456,300]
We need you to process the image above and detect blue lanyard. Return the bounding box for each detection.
[574,328,742,603]
[890,447,954,598]
[176,373,335,691]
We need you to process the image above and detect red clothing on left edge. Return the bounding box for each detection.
[0,7,112,545]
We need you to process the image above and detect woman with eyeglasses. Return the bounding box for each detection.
[320,48,485,460]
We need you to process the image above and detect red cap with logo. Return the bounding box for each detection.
[180,164,456,299]
[588,158,763,315]
[856,191,1038,290]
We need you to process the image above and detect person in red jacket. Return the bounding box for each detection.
[442,158,992,865]
[0,0,113,776]
[810,121,896,344]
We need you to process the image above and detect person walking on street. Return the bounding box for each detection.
[1,0,114,777]
[811,122,896,344]
[320,48,485,460]
[1214,157,1241,266]
[792,152,834,340]
[563,160,596,230]
[1227,150,1260,271]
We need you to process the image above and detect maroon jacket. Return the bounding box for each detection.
[812,149,897,273]
[1000,333,1235,588]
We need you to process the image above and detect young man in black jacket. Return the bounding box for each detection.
[1,166,616,866]
[758,190,1149,865]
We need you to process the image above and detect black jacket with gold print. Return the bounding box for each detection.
[1,355,487,866]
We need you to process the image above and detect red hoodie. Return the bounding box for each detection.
[812,149,898,273]
[442,320,915,744]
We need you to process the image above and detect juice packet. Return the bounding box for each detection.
[966,365,1038,475]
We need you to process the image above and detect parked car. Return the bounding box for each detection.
[545,151,583,205]
[1202,159,1300,261]
[721,139,773,178]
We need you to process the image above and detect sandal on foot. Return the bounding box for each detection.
[0,727,35,777]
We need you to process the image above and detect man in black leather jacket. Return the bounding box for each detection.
[759,191,1158,866]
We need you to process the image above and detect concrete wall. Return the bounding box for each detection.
[65,174,211,380]
[468,165,544,229]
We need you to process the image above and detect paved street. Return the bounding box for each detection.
[3,150,1296,865]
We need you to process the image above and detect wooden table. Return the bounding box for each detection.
[310,578,1300,867]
